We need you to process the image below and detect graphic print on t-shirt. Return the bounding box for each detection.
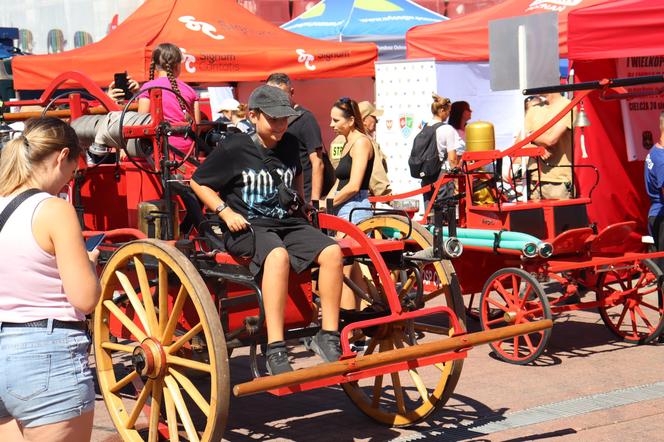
[241,166,295,220]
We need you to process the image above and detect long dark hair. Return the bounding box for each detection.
[448,101,469,130]
[333,97,367,135]
[149,42,188,114]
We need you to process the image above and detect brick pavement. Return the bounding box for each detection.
[90,308,664,441]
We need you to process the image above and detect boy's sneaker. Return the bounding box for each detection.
[310,330,342,363]
[265,341,293,375]
[350,339,368,353]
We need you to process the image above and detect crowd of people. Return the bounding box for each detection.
[0,41,587,440]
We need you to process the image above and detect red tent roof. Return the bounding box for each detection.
[405,0,606,62]
[568,0,664,60]
[12,0,377,90]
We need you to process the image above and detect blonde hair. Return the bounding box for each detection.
[431,93,451,116]
[0,117,81,196]
[232,103,248,119]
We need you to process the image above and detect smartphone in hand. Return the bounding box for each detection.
[113,71,130,100]
[85,233,106,252]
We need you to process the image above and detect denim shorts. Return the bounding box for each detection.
[0,323,95,428]
[334,190,372,224]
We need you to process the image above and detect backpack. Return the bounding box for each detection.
[408,122,445,179]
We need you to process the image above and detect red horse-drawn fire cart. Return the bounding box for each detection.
[365,75,664,365]
[0,72,549,441]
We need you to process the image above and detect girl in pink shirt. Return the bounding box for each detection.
[137,42,199,153]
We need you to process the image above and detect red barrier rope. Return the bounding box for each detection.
[370,89,593,221]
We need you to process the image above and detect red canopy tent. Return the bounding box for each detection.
[567,0,664,230]
[405,0,606,61]
[11,0,377,90]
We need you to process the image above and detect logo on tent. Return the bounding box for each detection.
[296,49,316,71]
[180,48,196,73]
[399,114,413,138]
[179,16,225,40]
[386,119,393,130]
[526,0,582,12]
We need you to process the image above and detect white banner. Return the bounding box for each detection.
[616,56,664,161]
[375,60,523,216]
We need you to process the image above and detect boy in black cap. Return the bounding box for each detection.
[191,85,344,375]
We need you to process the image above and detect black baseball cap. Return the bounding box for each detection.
[248,85,298,119]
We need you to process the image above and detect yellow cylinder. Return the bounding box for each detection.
[466,121,495,152]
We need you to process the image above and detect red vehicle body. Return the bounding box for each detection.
[368,78,664,365]
[1,71,547,441]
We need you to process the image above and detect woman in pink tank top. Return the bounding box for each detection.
[0,117,100,441]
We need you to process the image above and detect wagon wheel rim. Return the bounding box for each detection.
[94,239,229,441]
[343,215,464,426]
[479,268,552,365]
[595,259,664,344]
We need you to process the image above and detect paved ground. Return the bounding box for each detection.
[90,306,664,442]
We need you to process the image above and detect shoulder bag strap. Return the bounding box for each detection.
[0,188,42,234]
[250,134,284,186]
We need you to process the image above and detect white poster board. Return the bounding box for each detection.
[375,59,438,215]
[616,56,664,161]
[375,60,523,215]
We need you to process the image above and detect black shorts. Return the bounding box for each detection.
[223,223,337,276]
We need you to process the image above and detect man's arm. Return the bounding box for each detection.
[294,172,305,201]
[309,149,324,201]
[295,110,324,201]
[533,108,573,149]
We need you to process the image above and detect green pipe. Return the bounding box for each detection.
[381,226,539,245]
[455,238,536,254]
[378,227,548,257]
[441,227,541,243]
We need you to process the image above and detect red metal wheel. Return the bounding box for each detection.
[596,259,664,344]
[466,291,502,322]
[479,268,552,364]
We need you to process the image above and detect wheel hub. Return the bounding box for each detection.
[503,311,517,323]
[132,338,166,379]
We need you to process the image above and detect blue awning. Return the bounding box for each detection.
[282,0,447,41]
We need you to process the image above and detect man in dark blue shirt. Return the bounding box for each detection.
[266,73,329,204]
[645,112,664,255]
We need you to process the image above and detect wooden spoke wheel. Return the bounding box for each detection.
[596,259,664,344]
[479,268,551,365]
[348,215,465,426]
[94,239,229,442]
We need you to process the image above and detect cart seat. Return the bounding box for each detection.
[549,227,594,256]
[587,221,643,254]
[336,237,405,257]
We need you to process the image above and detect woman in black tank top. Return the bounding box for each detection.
[326,97,375,312]
[325,97,374,225]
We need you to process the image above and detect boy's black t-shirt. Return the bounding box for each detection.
[193,132,305,227]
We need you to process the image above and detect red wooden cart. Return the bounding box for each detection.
[0,72,548,441]
[365,76,664,365]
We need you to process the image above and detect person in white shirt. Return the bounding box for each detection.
[422,94,460,209]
